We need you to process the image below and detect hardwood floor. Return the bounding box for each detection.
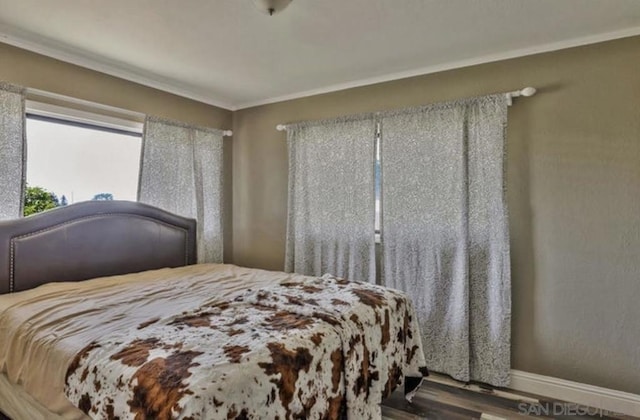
[382,374,638,420]
[2,375,637,419]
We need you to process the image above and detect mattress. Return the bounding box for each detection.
[0,373,74,420]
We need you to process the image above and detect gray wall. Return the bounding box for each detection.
[232,36,640,394]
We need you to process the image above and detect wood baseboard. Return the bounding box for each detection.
[510,370,640,417]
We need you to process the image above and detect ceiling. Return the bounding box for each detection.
[1,0,640,110]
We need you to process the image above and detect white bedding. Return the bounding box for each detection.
[0,264,280,418]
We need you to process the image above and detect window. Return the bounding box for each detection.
[374,123,382,242]
[24,103,143,216]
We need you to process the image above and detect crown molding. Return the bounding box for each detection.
[233,25,640,110]
[0,24,235,111]
[2,23,640,111]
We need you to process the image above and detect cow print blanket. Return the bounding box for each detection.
[64,273,427,419]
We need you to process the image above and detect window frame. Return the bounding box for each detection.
[374,122,382,244]
[23,100,144,213]
[25,100,144,135]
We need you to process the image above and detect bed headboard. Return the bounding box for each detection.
[0,201,197,294]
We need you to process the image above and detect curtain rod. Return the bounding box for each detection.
[275,87,537,131]
[505,86,537,106]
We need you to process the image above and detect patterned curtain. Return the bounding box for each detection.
[381,95,510,386]
[285,117,376,283]
[0,82,26,221]
[139,116,224,263]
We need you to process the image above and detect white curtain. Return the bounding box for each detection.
[0,83,26,221]
[139,116,224,263]
[285,117,376,283]
[381,95,510,386]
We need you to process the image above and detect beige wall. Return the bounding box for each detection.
[0,42,234,261]
[0,43,231,128]
[3,36,639,394]
[233,36,640,394]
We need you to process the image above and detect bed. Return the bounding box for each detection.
[0,201,427,420]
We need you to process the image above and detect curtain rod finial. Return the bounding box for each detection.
[276,124,286,131]
[520,87,536,97]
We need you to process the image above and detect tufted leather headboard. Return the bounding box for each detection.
[0,201,197,294]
